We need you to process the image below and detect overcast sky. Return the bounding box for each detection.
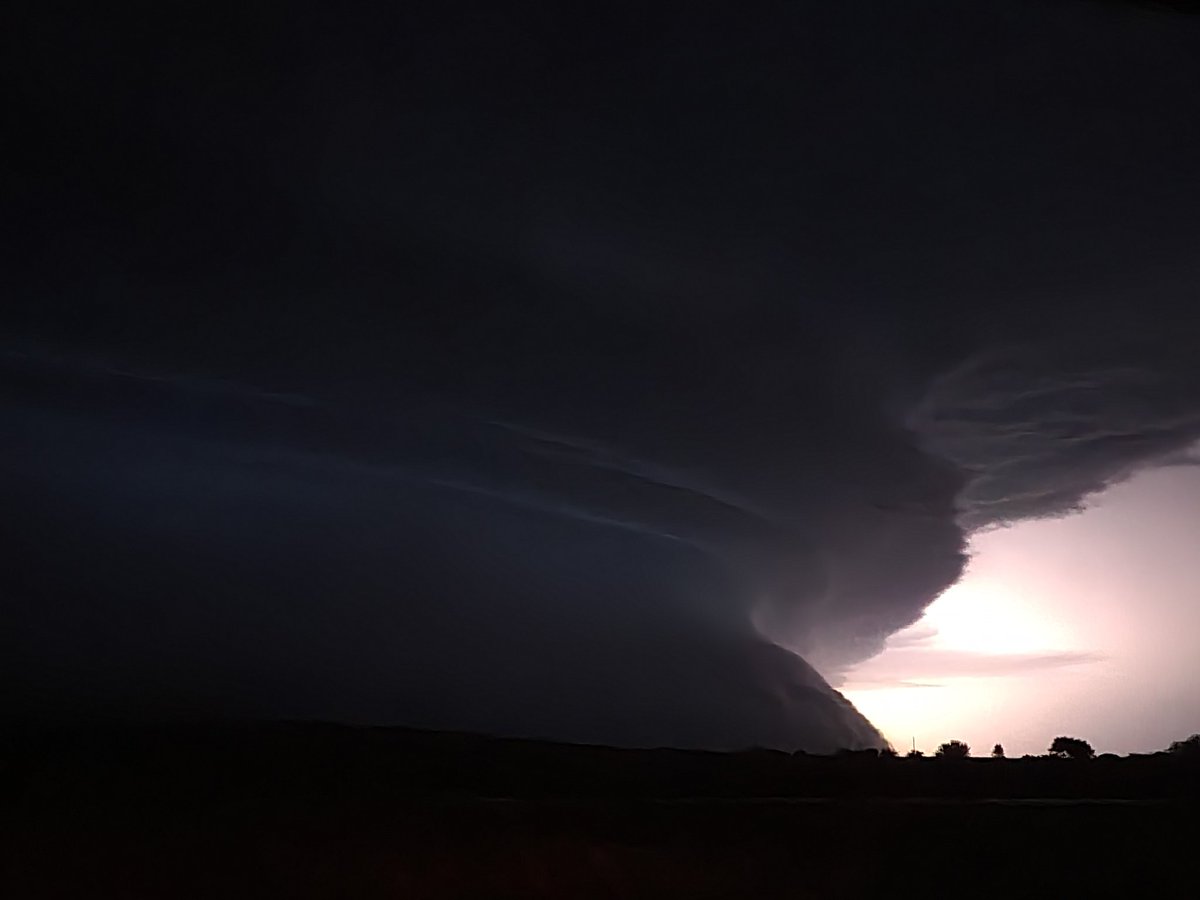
[5,1,1200,752]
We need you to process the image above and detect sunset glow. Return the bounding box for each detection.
[844,467,1200,757]
[916,580,1070,657]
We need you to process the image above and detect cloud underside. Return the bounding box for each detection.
[5,1,1200,751]
[2,336,1190,752]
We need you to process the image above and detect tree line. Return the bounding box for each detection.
[903,733,1200,760]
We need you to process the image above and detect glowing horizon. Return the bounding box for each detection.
[843,466,1200,757]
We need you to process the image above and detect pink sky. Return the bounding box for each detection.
[842,464,1200,757]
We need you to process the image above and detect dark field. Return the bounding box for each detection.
[5,798,1195,899]
[3,724,1197,898]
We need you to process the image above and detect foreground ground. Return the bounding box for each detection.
[4,798,1195,899]
[2,723,1196,898]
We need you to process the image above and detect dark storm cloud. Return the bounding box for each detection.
[911,342,1200,531]
[1099,1,1200,14]
[2,345,318,407]
[5,1,1200,750]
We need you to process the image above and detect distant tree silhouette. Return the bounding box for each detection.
[1049,736,1095,760]
[935,740,970,759]
[906,749,924,758]
[1168,734,1200,758]
[992,743,1005,758]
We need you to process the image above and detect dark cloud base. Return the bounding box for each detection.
[5,1,1200,750]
